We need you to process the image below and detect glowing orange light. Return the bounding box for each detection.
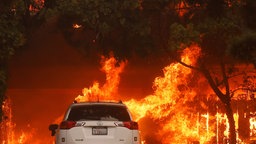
[73,24,82,29]
[176,1,188,17]
[1,97,15,144]
[250,116,256,139]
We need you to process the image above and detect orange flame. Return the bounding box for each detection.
[125,45,216,143]
[1,97,15,144]
[0,98,39,144]
[250,115,256,140]
[126,46,200,120]
[73,24,82,29]
[176,1,188,17]
[75,56,127,102]
[29,0,44,14]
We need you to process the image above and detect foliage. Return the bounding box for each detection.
[229,32,256,66]
[0,1,26,61]
[54,0,152,59]
[243,0,256,30]
[168,23,200,51]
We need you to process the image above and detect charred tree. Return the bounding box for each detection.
[178,57,237,143]
[201,62,236,143]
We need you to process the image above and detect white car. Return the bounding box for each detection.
[49,101,141,144]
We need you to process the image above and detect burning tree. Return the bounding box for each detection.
[166,1,256,143]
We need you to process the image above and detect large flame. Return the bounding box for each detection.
[74,45,217,143]
[126,45,200,121]
[2,45,256,143]
[75,56,127,102]
[125,45,216,143]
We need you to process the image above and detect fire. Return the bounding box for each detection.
[176,1,188,17]
[73,45,256,143]
[29,0,45,15]
[74,45,217,143]
[125,45,217,143]
[1,97,15,144]
[0,98,38,144]
[2,45,256,143]
[72,24,82,29]
[250,115,256,140]
[75,56,127,102]
[17,131,31,144]
[126,46,200,120]
[17,132,25,144]
[0,55,126,144]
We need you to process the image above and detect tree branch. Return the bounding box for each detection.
[176,58,201,71]
[200,63,230,103]
[220,60,230,96]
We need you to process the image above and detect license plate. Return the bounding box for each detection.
[92,127,107,135]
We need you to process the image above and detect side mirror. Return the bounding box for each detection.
[49,124,58,136]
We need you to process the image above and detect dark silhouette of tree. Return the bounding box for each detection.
[0,0,26,121]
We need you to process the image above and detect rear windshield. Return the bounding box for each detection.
[67,104,131,121]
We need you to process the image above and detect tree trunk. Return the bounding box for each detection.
[200,63,237,143]
[0,62,7,122]
[225,102,236,144]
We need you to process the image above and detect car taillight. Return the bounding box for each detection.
[122,121,139,130]
[59,121,76,129]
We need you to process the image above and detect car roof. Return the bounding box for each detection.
[69,101,127,107]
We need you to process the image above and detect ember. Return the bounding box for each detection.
[72,24,82,29]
